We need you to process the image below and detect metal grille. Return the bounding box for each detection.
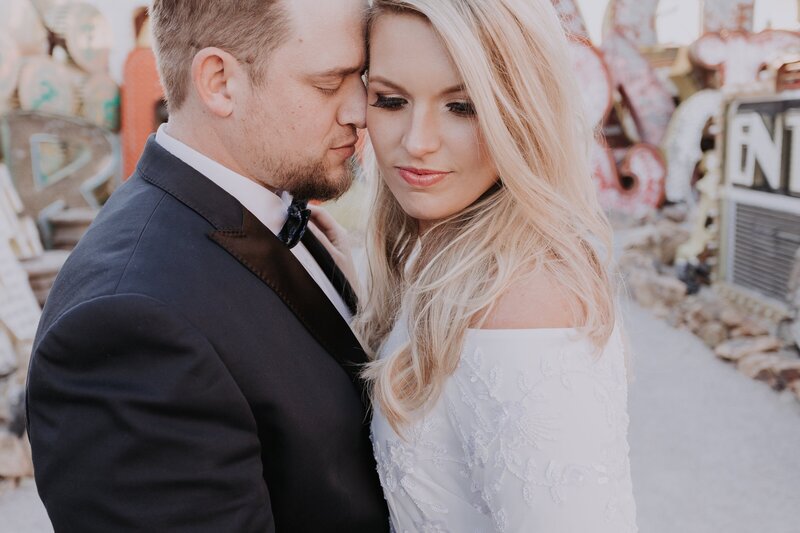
[731,203,800,302]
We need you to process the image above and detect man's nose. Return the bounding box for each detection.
[338,77,367,129]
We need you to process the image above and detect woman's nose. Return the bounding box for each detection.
[402,108,441,159]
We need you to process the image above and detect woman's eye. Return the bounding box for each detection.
[317,86,340,96]
[370,95,407,110]
[447,101,476,117]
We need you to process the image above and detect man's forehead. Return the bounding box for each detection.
[283,0,367,39]
[280,0,367,72]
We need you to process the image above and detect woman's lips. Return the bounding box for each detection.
[396,167,451,188]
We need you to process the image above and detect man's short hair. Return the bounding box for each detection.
[150,0,290,111]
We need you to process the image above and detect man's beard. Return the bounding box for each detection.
[270,155,357,203]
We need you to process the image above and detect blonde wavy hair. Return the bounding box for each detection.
[354,0,617,434]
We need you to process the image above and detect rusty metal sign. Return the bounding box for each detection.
[691,30,800,89]
[721,94,800,304]
[703,0,755,34]
[603,0,659,48]
[551,0,590,39]
[663,89,724,203]
[602,32,676,145]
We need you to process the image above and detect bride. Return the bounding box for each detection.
[314,0,638,530]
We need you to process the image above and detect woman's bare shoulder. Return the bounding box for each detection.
[479,268,583,330]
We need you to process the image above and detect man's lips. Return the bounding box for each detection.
[331,139,358,157]
[396,167,452,188]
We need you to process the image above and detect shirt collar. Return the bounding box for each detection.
[155,123,289,234]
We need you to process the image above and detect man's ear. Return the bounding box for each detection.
[190,47,244,118]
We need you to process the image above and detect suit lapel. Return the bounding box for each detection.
[209,210,368,388]
[136,136,369,394]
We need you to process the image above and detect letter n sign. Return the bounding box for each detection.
[726,97,800,198]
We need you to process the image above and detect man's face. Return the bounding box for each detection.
[235,0,367,201]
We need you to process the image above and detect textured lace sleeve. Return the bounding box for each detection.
[451,327,638,532]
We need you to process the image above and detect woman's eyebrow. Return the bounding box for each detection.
[369,76,466,97]
[440,84,466,96]
[367,76,407,92]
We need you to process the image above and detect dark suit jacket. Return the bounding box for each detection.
[26,137,389,532]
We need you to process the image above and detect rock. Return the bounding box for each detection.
[774,358,800,388]
[776,318,798,346]
[736,353,783,388]
[730,318,771,338]
[715,336,783,362]
[792,320,800,351]
[627,270,687,310]
[20,250,70,279]
[49,208,98,250]
[655,220,691,266]
[698,321,728,348]
[719,308,745,328]
[684,298,722,333]
[666,307,685,328]
[6,384,25,437]
[0,432,33,479]
[0,345,16,379]
[737,353,800,390]
[618,250,657,276]
[619,226,658,253]
[790,380,800,402]
[651,275,687,308]
[661,203,690,223]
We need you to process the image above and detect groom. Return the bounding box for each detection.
[26,0,388,531]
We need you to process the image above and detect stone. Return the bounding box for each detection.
[736,353,782,388]
[789,247,800,296]
[618,250,657,276]
[655,220,691,266]
[0,431,33,479]
[787,248,800,348]
[719,308,745,328]
[651,274,687,308]
[666,307,685,328]
[619,226,658,253]
[19,250,70,279]
[0,335,17,379]
[730,318,771,338]
[715,335,783,362]
[5,382,25,437]
[661,203,690,223]
[627,270,687,310]
[792,320,800,351]
[774,358,800,388]
[790,380,800,402]
[698,321,728,348]
[684,297,722,333]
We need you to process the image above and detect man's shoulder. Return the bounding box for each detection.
[39,175,218,327]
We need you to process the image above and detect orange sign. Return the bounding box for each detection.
[121,48,165,180]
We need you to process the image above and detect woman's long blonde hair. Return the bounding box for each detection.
[354,0,617,434]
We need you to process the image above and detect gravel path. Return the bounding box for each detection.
[0,479,51,533]
[625,300,800,533]
[2,301,799,532]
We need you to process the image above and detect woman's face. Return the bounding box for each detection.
[367,13,498,231]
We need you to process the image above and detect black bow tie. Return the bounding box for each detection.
[278,198,311,249]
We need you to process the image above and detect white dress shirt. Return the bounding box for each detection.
[155,124,353,322]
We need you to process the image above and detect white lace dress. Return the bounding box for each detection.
[370,320,638,533]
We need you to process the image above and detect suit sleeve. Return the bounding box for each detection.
[27,293,273,533]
